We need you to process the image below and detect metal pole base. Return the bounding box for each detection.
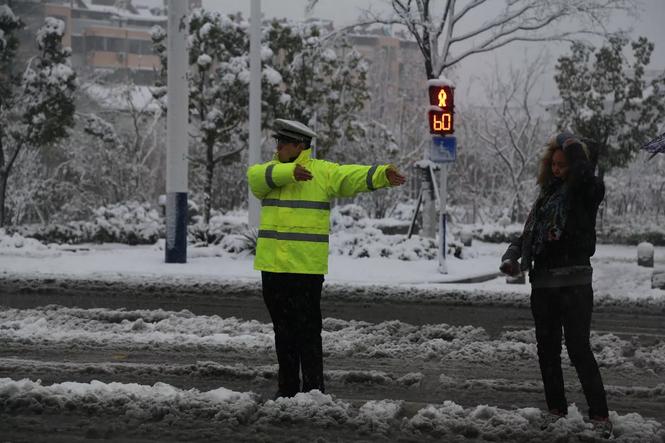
[165,192,188,263]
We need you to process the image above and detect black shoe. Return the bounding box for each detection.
[540,409,566,431]
[273,390,297,400]
[590,416,614,440]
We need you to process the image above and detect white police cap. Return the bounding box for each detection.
[273,118,317,142]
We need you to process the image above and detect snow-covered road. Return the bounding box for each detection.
[0,305,663,442]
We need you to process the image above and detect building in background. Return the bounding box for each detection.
[13,0,200,84]
[348,25,423,122]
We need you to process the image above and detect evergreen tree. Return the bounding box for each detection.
[152,10,285,226]
[266,20,370,161]
[555,36,665,178]
[0,11,77,226]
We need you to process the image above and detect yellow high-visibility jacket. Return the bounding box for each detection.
[247,148,392,274]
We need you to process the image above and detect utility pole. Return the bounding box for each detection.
[248,0,262,228]
[165,0,189,263]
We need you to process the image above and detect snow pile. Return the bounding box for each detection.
[5,377,660,441]
[5,306,663,374]
[353,399,404,434]
[326,369,422,387]
[0,306,275,353]
[611,410,665,441]
[408,401,541,440]
[0,378,258,424]
[0,229,60,258]
[258,390,351,427]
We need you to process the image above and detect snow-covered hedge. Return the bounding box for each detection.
[461,222,665,246]
[598,223,665,246]
[331,204,455,261]
[466,223,523,244]
[9,202,163,245]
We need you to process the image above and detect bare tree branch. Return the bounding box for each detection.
[449,3,536,45]
[212,145,245,165]
[452,0,487,25]
[441,32,583,73]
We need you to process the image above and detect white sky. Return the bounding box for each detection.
[201,0,665,105]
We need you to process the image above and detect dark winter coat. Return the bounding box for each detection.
[502,147,605,288]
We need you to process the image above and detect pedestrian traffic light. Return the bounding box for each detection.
[427,82,454,135]
[428,85,454,109]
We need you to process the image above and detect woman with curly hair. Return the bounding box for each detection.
[499,132,612,438]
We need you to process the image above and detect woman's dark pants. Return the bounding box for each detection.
[530,284,609,418]
[261,271,325,397]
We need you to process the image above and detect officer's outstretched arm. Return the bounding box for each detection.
[247,162,298,199]
[326,163,391,198]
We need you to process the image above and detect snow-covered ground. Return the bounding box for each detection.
[1,235,664,308]
[1,377,662,442]
[1,305,664,441]
[2,306,664,372]
[2,226,664,440]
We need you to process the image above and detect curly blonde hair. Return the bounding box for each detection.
[537,135,591,187]
[537,137,561,187]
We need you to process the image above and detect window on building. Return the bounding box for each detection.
[129,40,140,54]
[139,40,153,55]
[87,36,106,51]
[72,36,84,53]
[105,38,124,52]
[128,40,154,55]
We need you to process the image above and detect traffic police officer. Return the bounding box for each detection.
[247,118,406,398]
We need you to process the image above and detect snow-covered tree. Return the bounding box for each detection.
[0,12,77,226]
[336,0,635,236]
[555,36,665,178]
[266,20,370,161]
[81,92,164,203]
[474,57,547,222]
[356,0,635,80]
[152,10,285,226]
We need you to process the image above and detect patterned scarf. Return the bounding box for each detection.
[521,178,569,269]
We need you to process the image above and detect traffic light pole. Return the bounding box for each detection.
[427,78,456,274]
[438,164,448,273]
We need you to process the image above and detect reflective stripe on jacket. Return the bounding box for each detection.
[247,148,391,274]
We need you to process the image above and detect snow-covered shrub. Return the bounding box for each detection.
[220,230,257,255]
[466,223,523,243]
[389,202,416,221]
[331,204,369,231]
[598,223,665,246]
[9,202,163,245]
[90,202,162,244]
[330,204,437,260]
[189,209,248,245]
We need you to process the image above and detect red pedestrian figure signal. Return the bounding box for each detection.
[427,84,454,135]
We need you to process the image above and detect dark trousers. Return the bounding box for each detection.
[261,271,325,397]
[530,284,609,418]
